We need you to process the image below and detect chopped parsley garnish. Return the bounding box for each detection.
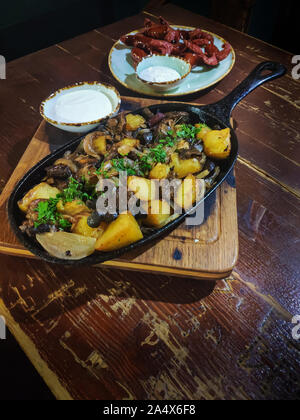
[35,199,58,226]
[34,177,94,230]
[148,144,167,163]
[175,124,203,140]
[58,217,72,229]
[112,158,137,176]
[34,198,71,230]
[136,144,167,176]
[139,155,152,174]
[159,137,175,147]
[59,177,93,203]
[95,162,109,178]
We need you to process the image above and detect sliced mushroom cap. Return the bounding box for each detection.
[178,145,204,159]
[106,113,127,137]
[46,164,72,179]
[137,129,153,145]
[163,111,189,123]
[83,131,111,158]
[54,158,78,173]
[87,210,118,227]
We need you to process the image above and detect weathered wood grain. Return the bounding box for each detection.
[0,3,299,401]
[235,160,300,315]
[0,254,299,400]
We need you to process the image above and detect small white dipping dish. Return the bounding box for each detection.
[40,81,121,133]
[136,55,191,92]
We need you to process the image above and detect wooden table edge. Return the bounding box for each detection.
[0,244,236,280]
[0,299,73,400]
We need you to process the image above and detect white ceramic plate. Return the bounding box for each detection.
[108,26,235,97]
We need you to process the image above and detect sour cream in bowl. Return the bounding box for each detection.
[136,55,191,92]
[40,82,121,133]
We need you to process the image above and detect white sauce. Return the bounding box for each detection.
[139,66,181,83]
[54,90,112,123]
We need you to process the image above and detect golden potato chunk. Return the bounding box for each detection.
[57,200,90,216]
[175,175,206,212]
[175,174,196,209]
[125,113,145,131]
[72,216,107,239]
[195,124,212,140]
[117,138,140,156]
[144,200,171,228]
[149,163,170,180]
[95,213,143,252]
[92,135,107,155]
[127,176,157,201]
[202,128,231,159]
[171,153,202,178]
[118,138,140,147]
[18,183,60,213]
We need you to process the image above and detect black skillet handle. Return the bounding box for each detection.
[201,61,286,126]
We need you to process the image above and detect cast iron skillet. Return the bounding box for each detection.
[8,61,286,265]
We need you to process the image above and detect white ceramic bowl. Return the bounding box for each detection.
[40,82,121,133]
[136,55,191,92]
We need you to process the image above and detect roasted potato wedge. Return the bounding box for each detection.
[202,128,231,159]
[171,153,202,178]
[127,176,157,201]
[92,135,107,156]
[57,200,90,216]
[149,163,170,180]
[195,124,212,140]
[117,138,140,156]
[175,174,196,209]
[18,183,60,213]
[72,215,107,239]
[144,200,171,228]
[175,175,206,210]
[125,113,145,131]
[95,212,143,252]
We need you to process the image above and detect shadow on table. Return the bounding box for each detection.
[0,252,217,325]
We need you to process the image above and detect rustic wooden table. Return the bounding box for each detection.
[0,4,299,400]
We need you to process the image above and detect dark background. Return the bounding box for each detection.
[0,0,298,401]
[0,0,299,62]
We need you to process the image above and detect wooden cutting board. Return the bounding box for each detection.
[0,96,238,280]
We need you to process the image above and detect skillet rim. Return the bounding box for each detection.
[7,103,238,266]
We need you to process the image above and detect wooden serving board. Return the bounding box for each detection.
[0,96,238,280]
